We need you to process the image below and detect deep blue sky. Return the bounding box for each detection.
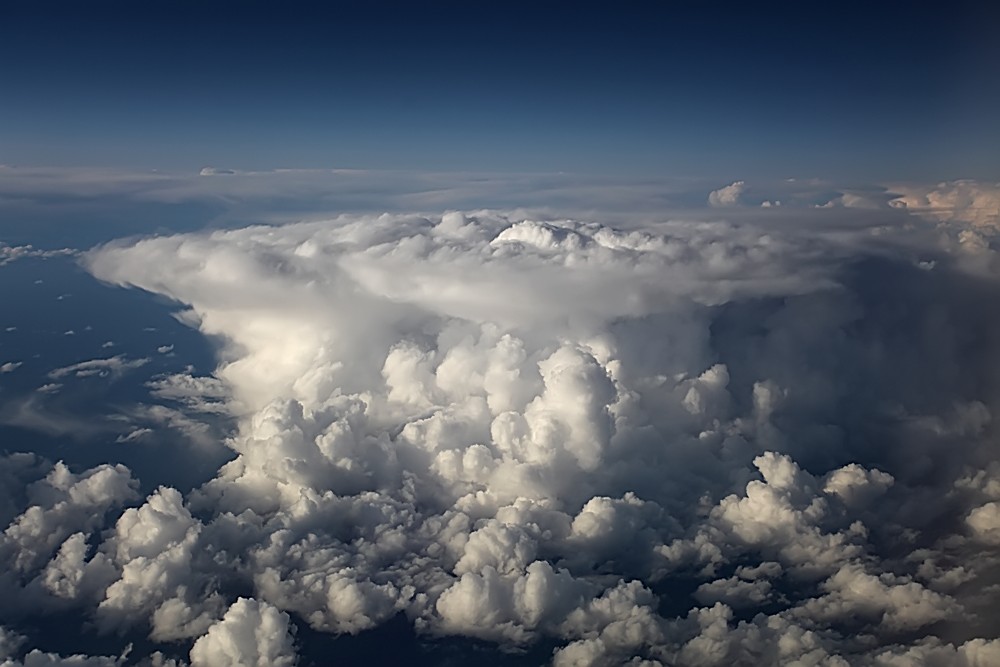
[2,1,998,180]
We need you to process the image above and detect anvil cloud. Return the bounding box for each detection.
[2,191,1000,665]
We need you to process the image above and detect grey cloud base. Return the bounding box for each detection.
[3,208,1000,665]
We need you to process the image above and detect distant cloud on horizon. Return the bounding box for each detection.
[707,180,745,207]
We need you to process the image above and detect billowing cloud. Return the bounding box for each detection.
[0,198,998,664]
[188,598,296,667]
[707,181,745,207]
[889,180,1000,229]
[0,625,127,666]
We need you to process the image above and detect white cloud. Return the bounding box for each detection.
[707,181,745,207]
[0,197,996,663]
[693,575,773,608]
[819,192,886,209]
[114,428,152,443]
[873,637,1000,666]
[188,598,296,667]
[2,461,138,573]
[0,243,75,267]
[48,355,149,380]
[75,208,1000,661]
[966,502,1000,544]
[796,563,958,632]
[145,373,232,414]
[889,180,1000,229]
[0,363,21,374]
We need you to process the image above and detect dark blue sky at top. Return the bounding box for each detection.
[2,1,998,180]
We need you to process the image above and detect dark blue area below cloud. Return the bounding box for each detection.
[0,256,231,494]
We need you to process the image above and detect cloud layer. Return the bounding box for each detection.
[2,201,999,665]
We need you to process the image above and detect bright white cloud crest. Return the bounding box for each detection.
[707,181,745,208]
[2,206,1000,665]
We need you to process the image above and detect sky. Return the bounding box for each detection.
[2,1,999,179]
[2,3,1000,667]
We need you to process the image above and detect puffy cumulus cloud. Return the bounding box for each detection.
[692,573,774,608]
[0,634,127,667]
[872,637,1000,666]
[966,502,1000,544]
[795,563,958,632]
[0,204,997,664]
[708,181,745,207]
[188,598,296,667]
[657,453,883,578]
[889,180,1000,230]
[1,461,138,574]
[96,487,220,641]
[0,627,22,660]
[818,192,888,210]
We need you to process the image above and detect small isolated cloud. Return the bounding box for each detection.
[49,355,150,380]
[35,383,62,394]
[157,345,174,354]
[0,362,22,374]
[708,180,745,207]
[818,191,887,210]
[115,428,153,443]
[198,167,238,176]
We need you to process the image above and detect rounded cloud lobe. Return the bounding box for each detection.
[3,209,1000,665]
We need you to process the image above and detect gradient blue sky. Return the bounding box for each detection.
[2,1,998,180]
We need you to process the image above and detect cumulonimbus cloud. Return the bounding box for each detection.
[1,203,999,665]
